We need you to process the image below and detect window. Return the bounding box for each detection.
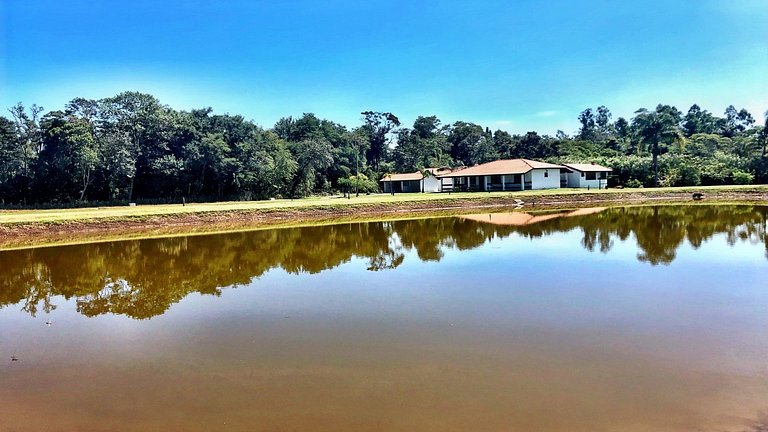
[490,175,501,184]
[599,172,607,179]
[544,170,548,178]
[581,172,585,177]
[586,172,597,180]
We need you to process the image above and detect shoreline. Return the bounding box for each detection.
[1,187,767,250]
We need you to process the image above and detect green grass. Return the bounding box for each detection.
[1,184,766,226]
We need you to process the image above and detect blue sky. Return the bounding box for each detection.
[1,0,766,135]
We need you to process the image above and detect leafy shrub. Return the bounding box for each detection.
[732,170,754,185]
[338,174,380,193]
[660,169,681,187]
[662,155,701,186]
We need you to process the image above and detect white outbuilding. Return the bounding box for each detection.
[380,167,452,193]
[562,163,612,189]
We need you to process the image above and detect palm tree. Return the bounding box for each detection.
[632,105,685,186]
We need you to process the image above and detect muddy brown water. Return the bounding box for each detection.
[1,204,767,431]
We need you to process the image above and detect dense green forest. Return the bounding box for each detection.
[1,91,766,206]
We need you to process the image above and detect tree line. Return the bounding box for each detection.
[1,91,766,206]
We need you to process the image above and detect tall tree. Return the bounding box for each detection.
[682,104,718,136]
[578,108,596,141]
[632,105,685,186]
[719,105,755,138]
[233,130,297,199]
[98,131,137,200]
[514,131,557,159]
[595,105,613,138]
[360,111,400,170]
[39,111,100,201]
[392,116,450,172]
[493,130,515,159]
[65,98,100,124]
[98,92,171,200]
[183,132,235,197]
[7,103,44,202]
[470,133,499,164]
[288,138,334,197]
[447,121,486,166]
[0,117,20,200]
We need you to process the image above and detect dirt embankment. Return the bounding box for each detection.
[1,189,767,249]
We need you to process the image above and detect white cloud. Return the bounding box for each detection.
[536,110,558,117]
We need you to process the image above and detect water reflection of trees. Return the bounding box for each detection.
[0,205,765,319]
[527,205,768,265]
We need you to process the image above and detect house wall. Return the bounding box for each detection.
[581,176,605,189]
[566,171,582,187]
[565,171,608,188]
[423,176,441,192]
[529,169,561,189]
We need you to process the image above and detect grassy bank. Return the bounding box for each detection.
[0,185,766,250]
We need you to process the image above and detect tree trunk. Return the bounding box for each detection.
[128,176,135,202]
[200,164,206,195]
[652,151,659,187]
[79,171,88,201]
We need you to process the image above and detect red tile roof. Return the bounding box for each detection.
[380,167,453,182]
[438,159,567,178]
[380,171,423,182]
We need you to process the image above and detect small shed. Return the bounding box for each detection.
[380,167,451,193]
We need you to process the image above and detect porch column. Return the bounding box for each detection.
[502,175,506,191]
[520,175,524,191]
[484,176,488,191]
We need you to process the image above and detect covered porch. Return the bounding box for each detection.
[381,179,422,193]
[448,174,532,192]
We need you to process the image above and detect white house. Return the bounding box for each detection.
[561,163,612,189]
[380,167,451,193]
[437,159,568,192]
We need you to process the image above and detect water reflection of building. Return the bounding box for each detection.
[461,207,607,226]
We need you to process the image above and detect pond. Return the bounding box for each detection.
[1,204,767,431]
